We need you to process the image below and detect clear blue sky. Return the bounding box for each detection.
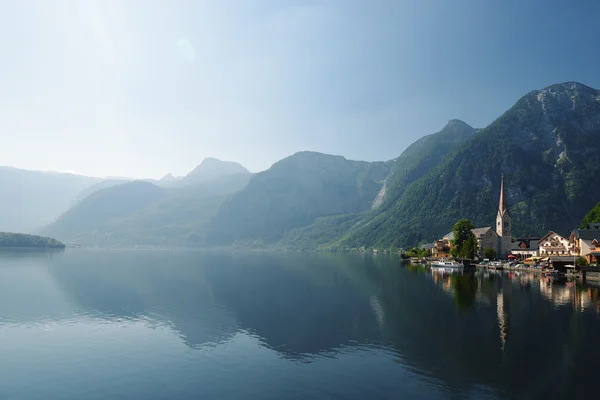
[1,0,599,178]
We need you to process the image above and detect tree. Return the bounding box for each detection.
[576,256,588,267]
[451,218,477,259]
[462,234,478,259]
[405,246,429,258]
[483,247,497,260]
[580,201,600,228]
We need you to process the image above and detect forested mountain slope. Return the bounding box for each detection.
[337,82,600,249]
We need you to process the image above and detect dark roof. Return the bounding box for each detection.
[444,227,493,241]
[549,256,576,262]
[573,229,600,241]
[511,240,539,250]
[539,231,562,242]
[515,236,541,241]
[472,227,494,237]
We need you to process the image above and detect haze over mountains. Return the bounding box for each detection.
[4,82,600,250]
[0,159,250,235]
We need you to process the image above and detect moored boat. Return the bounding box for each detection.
[431,259,463,269]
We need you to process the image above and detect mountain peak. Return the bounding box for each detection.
[160,173,179,182]
[175,158,249,186]
[445,119,473,129]
[447,118,468,125]
[526,81,600,117]
[441,119,475,136]
[188,158,249,176]
[542,81,597,93]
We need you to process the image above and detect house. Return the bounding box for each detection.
[538,231,576,256]
[472,227,500,256]
[571,224,600,264]
[420,242,435,252]
[432,239,451,259]
[510,236,540,258]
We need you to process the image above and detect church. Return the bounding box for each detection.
[435,175,512,258]
[495,174,512,257]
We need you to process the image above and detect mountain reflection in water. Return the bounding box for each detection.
[1,249,600,399]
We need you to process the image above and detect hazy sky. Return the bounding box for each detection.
[1,0,599,179]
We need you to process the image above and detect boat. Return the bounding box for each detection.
[487,261,504,270]
[431,259,463,269]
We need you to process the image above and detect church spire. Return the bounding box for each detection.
[499,174,510,216]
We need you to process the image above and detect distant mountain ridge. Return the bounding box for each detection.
[1,158,251,238]
[38,160,253,246]
[8,82,600,250]
[160,173,181,182]
[0,167,101,233]
[175,158,250,187]
[206,151,391,246]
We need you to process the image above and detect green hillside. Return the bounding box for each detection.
[38,164,252,247]
[204,120,477,249]
[337,82,600,248]
[580,201,600,228]
[375,119,477,209]
[0,232,65,248]
[206,151,391,245]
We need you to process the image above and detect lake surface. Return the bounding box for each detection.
[1,250,599,399]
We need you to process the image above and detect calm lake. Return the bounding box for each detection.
[1,249,599,399]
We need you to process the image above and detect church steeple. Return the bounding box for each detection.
[496,174,512,256]
[498,174,510,217]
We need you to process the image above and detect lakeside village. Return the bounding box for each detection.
[397,176,600,282]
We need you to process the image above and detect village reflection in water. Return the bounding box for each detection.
[426,265,600,314]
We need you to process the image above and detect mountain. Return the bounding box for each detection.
[39,171,252,246]
[206,151,391,245]
[373,119,477,209]
[73,178,132,204]
[175,158,250,186]
[39,181,167,241]
[18,82,600,250]
[337,82,600,249]
[160,173,181,183]
[203,120,477,249]
[0,167,101,232]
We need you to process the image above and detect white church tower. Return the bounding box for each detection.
[496,174,512,257]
